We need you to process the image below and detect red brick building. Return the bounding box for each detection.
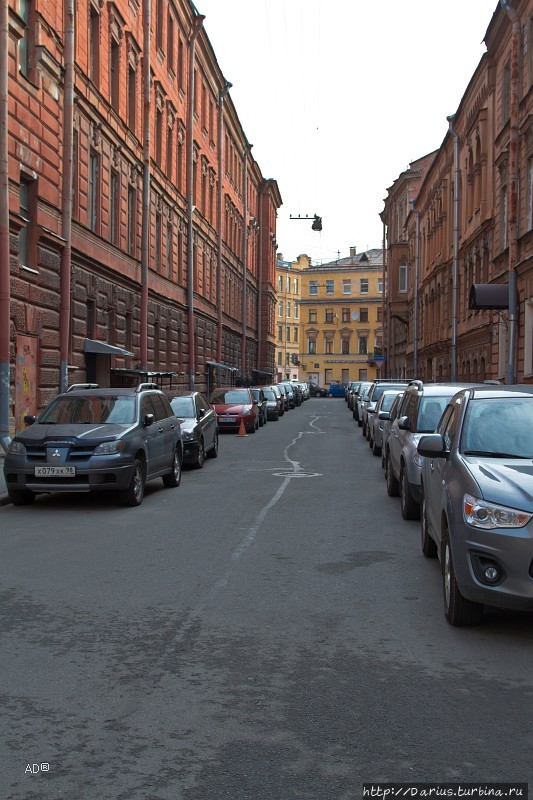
[1,0,281,435]
[381,0,533,384]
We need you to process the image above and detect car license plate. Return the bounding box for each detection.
[220,416,234,422]
[34,466,76,477]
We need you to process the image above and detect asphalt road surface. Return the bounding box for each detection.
[1,398,532,800]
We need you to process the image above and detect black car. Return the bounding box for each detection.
[308,383,327,397]
[4,383,183,507]
[250,388,268,426]
[170,392,219,468]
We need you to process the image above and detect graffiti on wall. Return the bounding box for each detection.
[15,336,38,433]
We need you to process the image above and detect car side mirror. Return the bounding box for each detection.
[417,434,447,459]
[198,408,205,418]
[143,413,154,427]
[378,411,390,421]
[398,415,411,431]
[24,415,36,426]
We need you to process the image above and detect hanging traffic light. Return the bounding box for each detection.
[311,214,322,231]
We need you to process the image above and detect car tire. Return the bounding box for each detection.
[249,421,256,434]
[372,439,381,457]
[442,526,483,626]
[400,466,420,520]
[8,488,35,506]
[420,491,438,558]
[120,458,146,506]
[192,439,205,470]
[163,447,182,485]
[207,432,219,458]
[386,453,399,497]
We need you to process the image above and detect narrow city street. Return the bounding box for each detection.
[1,398,532,800]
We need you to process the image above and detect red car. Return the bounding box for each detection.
[209,387,259,433]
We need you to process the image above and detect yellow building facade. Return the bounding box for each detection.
[298,249,384,388]
[274,254,310,382]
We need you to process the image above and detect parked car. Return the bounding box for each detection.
[250,387,268,426]
[170,392,218,468]
[280,382,299,407]
[209,387,259,434]
[291,381,309,400]
[385,381,479,520]
[262,387,281,420]
[3,383,183,506]
[277,383,292,410]
[368,389,404,457]
[268,385,285,415]
[308,383,328,398]
[417,384,533,626]
[361,379,411,439]
[327,381,346,398]
[378,391,404,469]
[346,381,361,411]
[353,381,372,423]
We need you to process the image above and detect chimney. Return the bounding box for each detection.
[350,246,357,257]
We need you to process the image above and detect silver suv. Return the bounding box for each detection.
[385,381,479,520]
[361,379,411,438]
[3,383,183,507]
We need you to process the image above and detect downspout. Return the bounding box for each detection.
[186,14,204,389]
[501,0,519,384]
[0,0,10,450]
[256,188,264,373]
[216,79,231,363]
[59,0,75,392]
[240,143,250,381]
[447,114,460,382]
[382,221,387,376]
[140,0,151,372]
[412,203,420,378]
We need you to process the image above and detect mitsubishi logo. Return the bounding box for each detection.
[51,450,61,458]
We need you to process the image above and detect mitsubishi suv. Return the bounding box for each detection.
[3,383,183,507]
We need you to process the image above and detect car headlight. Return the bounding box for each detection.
[182,431,196,442]
[94,440,125,455]
[463,493,532,529]
[241,406,252,415]
[8,440,26,455]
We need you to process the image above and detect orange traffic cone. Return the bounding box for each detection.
[237,418,248,437]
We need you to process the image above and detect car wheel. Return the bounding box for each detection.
[386,453,399,497]
[442,526,483,626]
[372,439,381,457]
[207,432,219,458]
[420,491,437,558]
[249,421,256,434]
[120,458,146,506]
[163,447,182,485]
[8,488,35,506]
[192,439,205,470]
[357,417,363,427]
[400,466,420,520]
[353,410,358,420]
[328,392,333,397]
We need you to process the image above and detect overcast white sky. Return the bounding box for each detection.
[197,0,499,265]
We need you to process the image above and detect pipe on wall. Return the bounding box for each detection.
[241,144,251,380]
[140,0,151,372]
[0,0,10,450]
[216,79,231,364]
[447,114,460,382]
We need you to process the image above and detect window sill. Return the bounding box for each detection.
[20,264,40,275]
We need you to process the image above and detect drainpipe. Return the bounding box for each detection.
[216,79,231,363]
[256,189,264,374]
[186,13,204,390]
[59,0,75,392]
[140,0,151,372]
[501,0,519,384]
[447,114,460,382]
[411,203,420,378]
[0,0,10,450]
[241,144,250,381]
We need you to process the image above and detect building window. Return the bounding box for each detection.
[110,37,120,113]
[128,65,137,132]
[166,220,173,278]
[86,299,96,338]
[278,275,283,292]
[293,326,298,342]
[278,301,283,317]
[167,119,174,180]
[309,281,318,296]
[294,303,299,319]
[18,0,35,80]
[156,108,163,165]
[502,60,511,124]
[278,351,282,366]
[88,151,99,232]
[326,280,334,294]
[110,169,119,246]
[177,37,184,91]
[286,275,290,292]
[309,309,317,323]
[293,277,299,293]
[308,337,317,354]
[341,337,350,354]
[360,308,368,323]
[278,324,283,341]
[399,262,408,293]
[358,335,368,355]
[89,2,100,86]
[342,308,350,323]
[155,210,162,272]
[501,185,508,249]
[325,309,334,324]
[286,326,291,342]
[378,278,383,293]
[286,301,291,317]
[360,278,368,294]
[342,279,351,294]
[377,306,383,322]
[127,185,136,256]
[325,338,334,354]
[167,11,175,73]
[527,157,533,231]
[156,0,164,51]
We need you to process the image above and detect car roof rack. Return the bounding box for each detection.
[407,379,424,389]
[66,383,100,392]
[136,382,160,392]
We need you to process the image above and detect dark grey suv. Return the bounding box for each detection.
[3,383,183,507]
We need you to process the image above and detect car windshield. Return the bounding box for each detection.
[39,396,136,425]
[263,389,276,400]
[211,389,250,404]
[462,397,533,457]
[381,392,401,412]
[170,397,195,418]
[416,395,449,432]
[372,383,406,401]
